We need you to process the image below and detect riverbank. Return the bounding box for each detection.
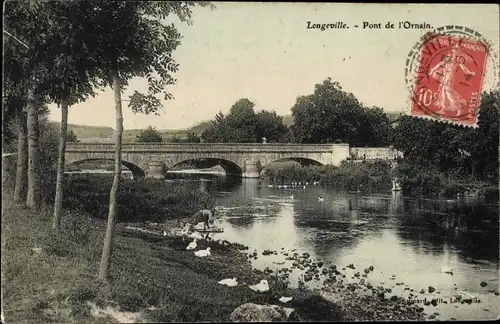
[262,160,498,199]
[2,192,431,322]
[1,194,342,322]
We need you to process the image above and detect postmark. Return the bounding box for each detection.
[405,25,499,127]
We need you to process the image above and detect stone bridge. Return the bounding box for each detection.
[65,143,401,179]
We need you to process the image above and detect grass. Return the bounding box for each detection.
[60,176,216,223]
[1,191,344,323]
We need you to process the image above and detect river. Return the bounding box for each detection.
[176,173,499,321]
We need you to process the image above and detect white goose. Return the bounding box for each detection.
[188,231,204,240]
[218,277,238,287]
[162,230,167,237]
[186,239,197,251]
[194,247,211,257]
[249,279,269,293]
[279,296,293,303]
[318,196,324,202]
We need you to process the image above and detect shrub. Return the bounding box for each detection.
[62,176,215,222]
[136,126,162,143]
[263,160,393,192]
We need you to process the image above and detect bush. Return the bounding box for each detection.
[39,120,59,204]
[263,160,393,192]
[393,161,498,198]
[136,126,162,143]
[62,175,215,222]
[321,161,392,192]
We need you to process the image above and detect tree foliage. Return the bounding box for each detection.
[290,78,390,146]
[391,90,499,182]
[201,98,289,143]
[186,132,201,143]
[136,126,163,143]
[67,130,78,143]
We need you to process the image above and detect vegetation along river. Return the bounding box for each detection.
[171,173,499,321]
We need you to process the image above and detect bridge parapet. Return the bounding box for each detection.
[66,143,348,153]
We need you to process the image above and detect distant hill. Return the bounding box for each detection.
[56,110,400,142]
[186,121,212,135]
[52,122,213,142]
[63,123,114,138]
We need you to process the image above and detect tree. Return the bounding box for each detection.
[201,111,227,142]
[290,78,366,145]
[5,0,215,280]
[26,85,42,210]
[136,126,163,142]
[201,99,289,143]
[202,99,258,142]
[186,132,201,143]
[255,110,289,143]
[358,106,391,147]
[4,5,31,204]
[5,0,99,221]
[390,90,499,183]
[464,90,499,181]
[67,130,78,142]
[71,1,214,282]
[169,135,181,143]
[224,99,258,142]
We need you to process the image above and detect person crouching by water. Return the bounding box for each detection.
[189,202,216,232]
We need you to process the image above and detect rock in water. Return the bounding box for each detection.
[230,303,294,322]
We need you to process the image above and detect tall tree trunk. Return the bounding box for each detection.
[52,95,69,230]
[98,70,123,281]
[26,86,41,210]
[14,108,28,202]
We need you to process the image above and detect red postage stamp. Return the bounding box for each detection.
[409,34,489,127]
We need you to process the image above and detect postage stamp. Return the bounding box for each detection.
[405,25,498,127]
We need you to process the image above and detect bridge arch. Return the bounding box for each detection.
[66,158,146,180]
[170,158,243,177]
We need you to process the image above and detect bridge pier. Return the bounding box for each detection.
[243,159,262,178]
[146,161,166,180]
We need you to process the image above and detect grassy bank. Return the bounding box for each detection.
[55,175,216,223]
[1,193,344,323]
[262,160,498,199]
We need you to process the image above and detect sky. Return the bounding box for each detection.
[47,2,500,130]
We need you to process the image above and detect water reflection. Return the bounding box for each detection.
[155,174,499,319]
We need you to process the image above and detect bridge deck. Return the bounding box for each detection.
[66,143,348,153]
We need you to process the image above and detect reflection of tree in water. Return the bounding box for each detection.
[396,225,499,262]
[219,203,281,229]
[400,199,498,232]
[224,216,255,229]
[292,199,382,260]
[396,199,499,262]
